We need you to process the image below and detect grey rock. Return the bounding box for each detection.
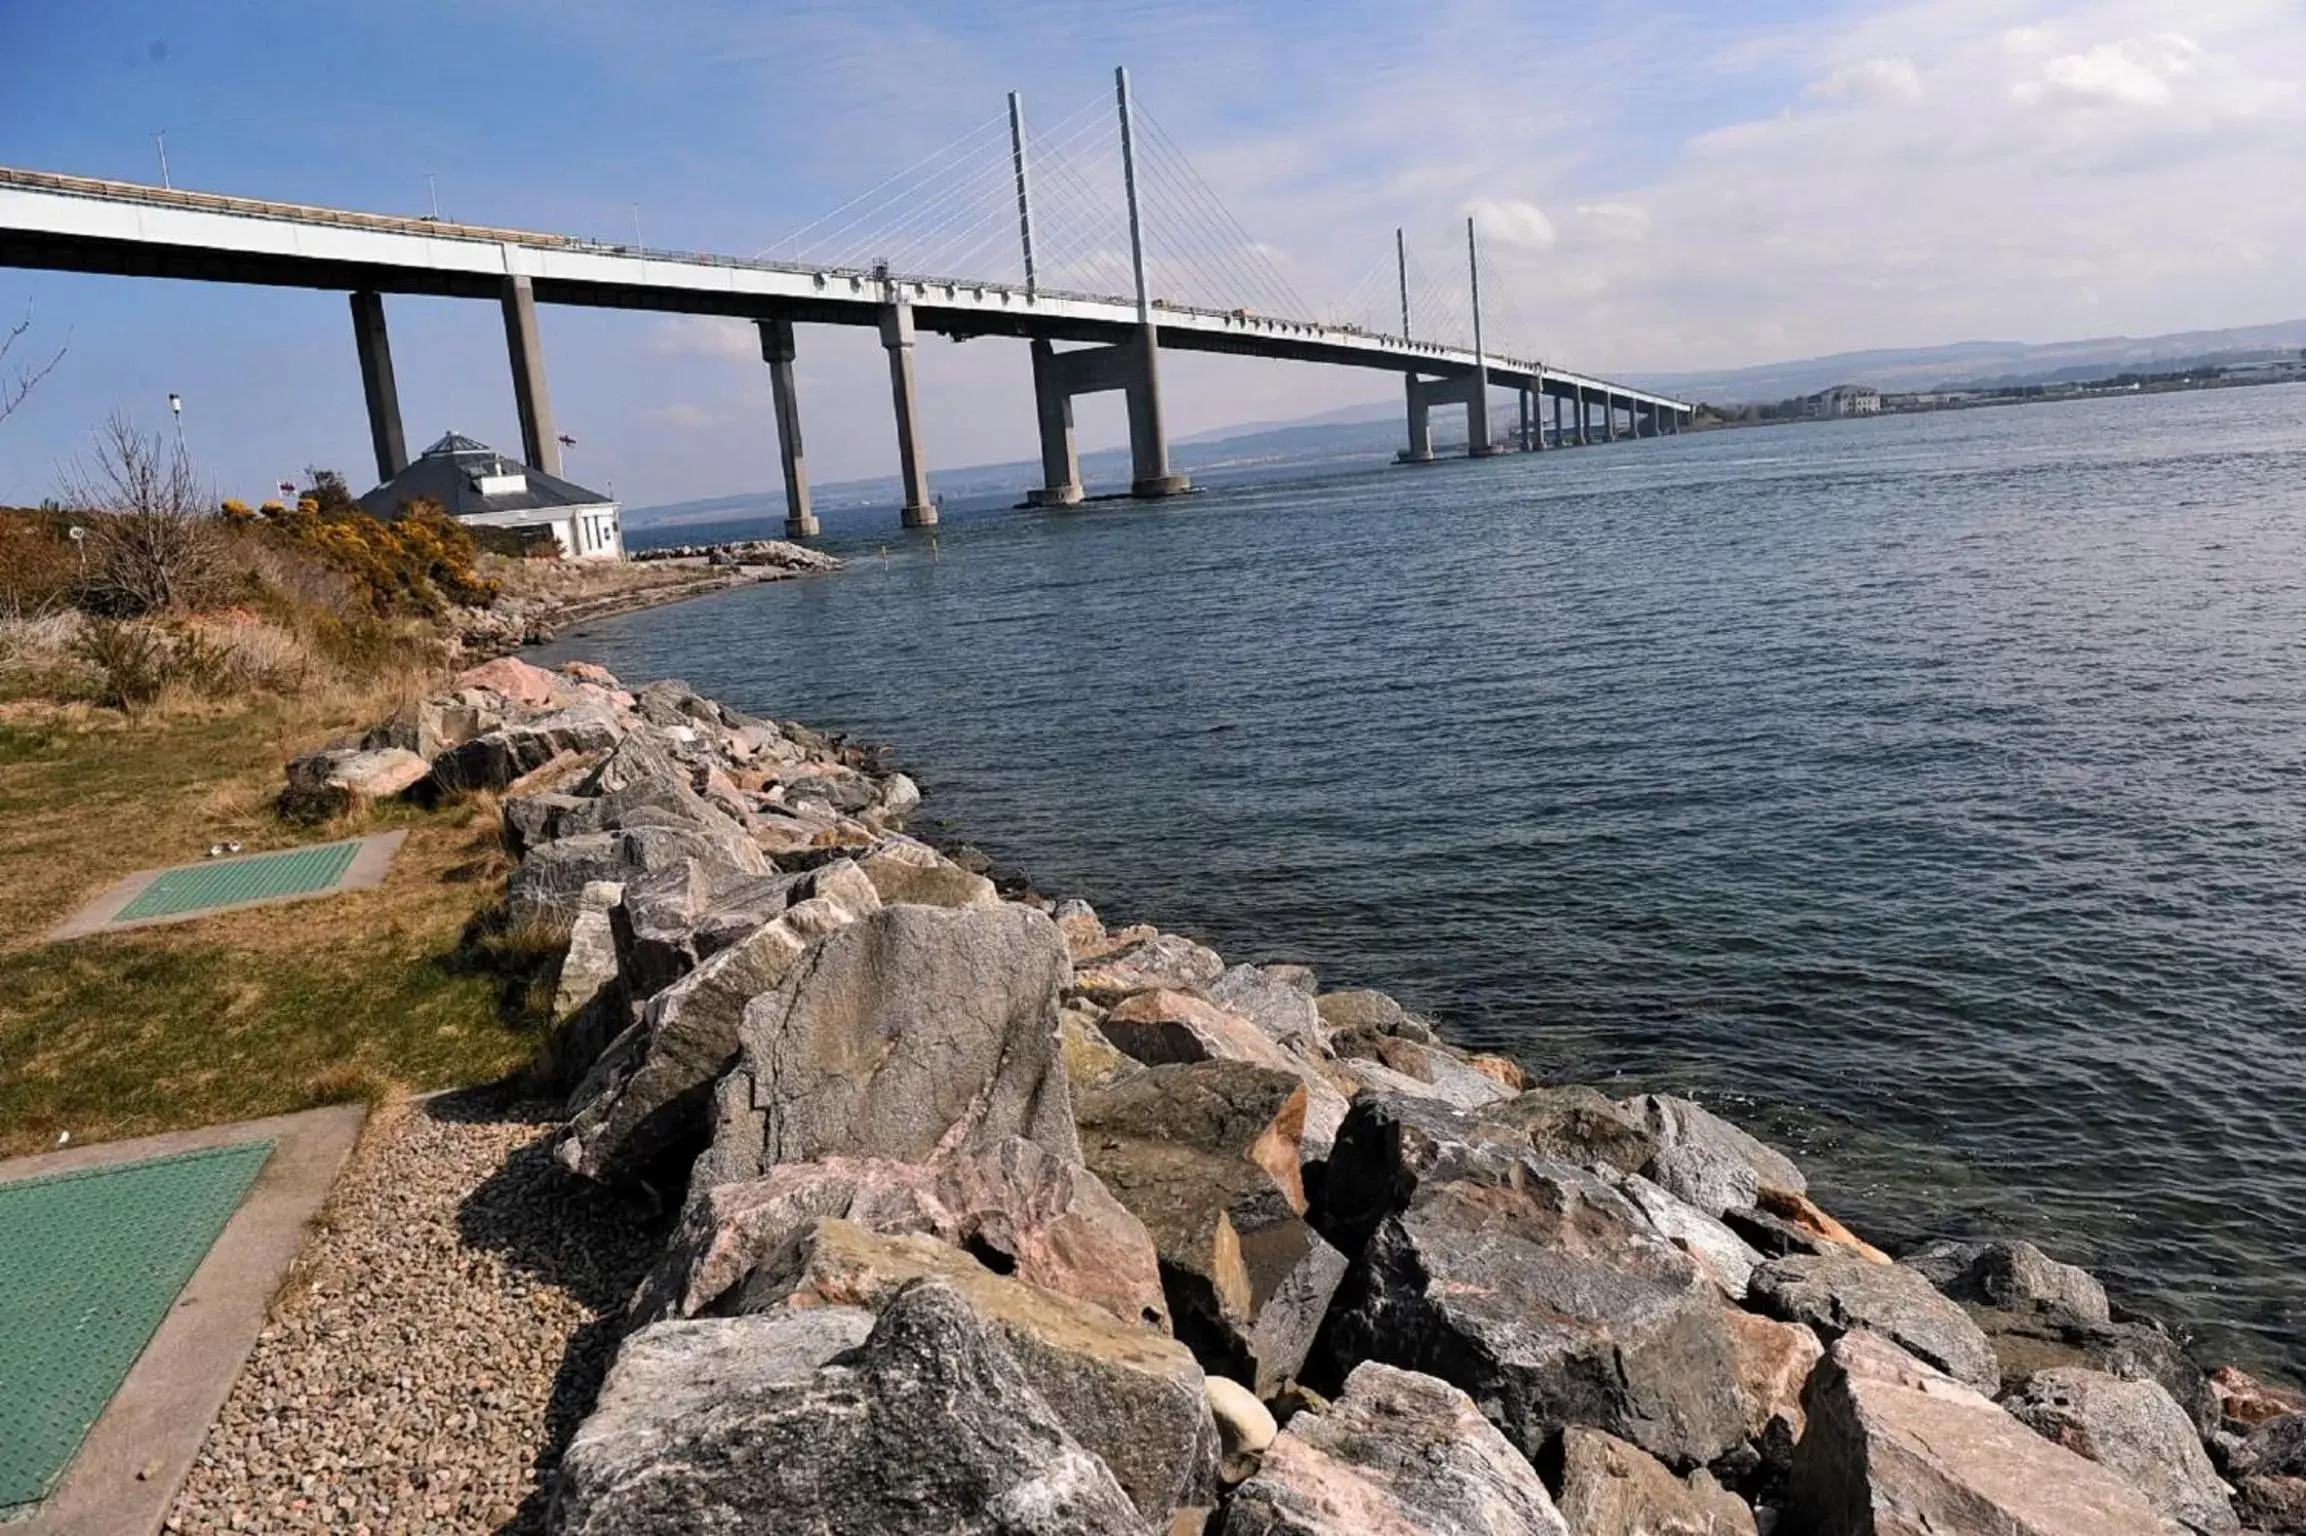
[557,891,867,1185]
[743,1224,1218,1525]
[509,825,765,927]
[1972,1307,2217,1433]
[1613,1171,1765,1300]
[856,836,1001,908]
[552,1283,1147,1534]
[1553,1426,1757,1536]
[501,791,589,858]
[2006,1367,2237,1534]
[1209,964,1330,1056]
[735,903,1080,1170]
[1788,1331,2184,1536]
[1224,1362,1571,1536]
[575,728,681,798]
[1330,1037,1511,1111]
[1483,1086,1657,1174]
[1078,1064,1348,1395]
[1073,929,1228,1001]
[1903,1237,2111,1327]
[1750,1250,2000,1395]
[876,771,921,820]
[1314,1092,1533,1253]
[1262,963,1320,996]
[632,1137,1168,1333]
[1626,1095,1807,1217]
[1320,1163,1750,1470]
[434,700,624,791]
[1313,988,1438,1044]
[280,745,432,820]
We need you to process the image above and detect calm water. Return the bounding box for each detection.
[544,385,2306,1379]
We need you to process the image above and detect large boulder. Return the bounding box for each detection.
[551,1283,1146,1534]
[556,890,869,1185]
[1094,991,1348,1164]
[434,699,624,791]
[509,825,766,927]
[1208,964,1330,1056]
[1613,1172,1765,1300]
[1223,1362,1572,1536]
[2229,1417,2306,1533]
[1552,1427,1757,1536]
[1626,1095,1807,1217]
[1332,1034,1513,1111]
[1973,1308,2217,1432]
[632,1138,1167,1332]
[454,655,566,707]
[1484,1086,1657,1174]
[1750,1250,2000,1395]
[280,745,432,820]
[855,837,1000,908]
[1724,1307,1824,1470]
[730,903,1080,1170]
[1787,1331,2186,1536]
[744,1224,1219,1525]
[1314,989,1437,1044]
[1320,1166,1750,1470]
[1072,929,1227,1003]
[1078,1064,1347,1395]
[2004,1367,2237,1535]
[1902,1238,2110,1327]
[1315,1092,1535,1253]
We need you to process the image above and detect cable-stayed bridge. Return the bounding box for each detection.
[0,68,1690,535]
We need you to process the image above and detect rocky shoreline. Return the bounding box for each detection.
[445,540,841,656]
[279,658,2306,1534]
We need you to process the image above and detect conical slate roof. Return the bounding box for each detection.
[357,433,612,520]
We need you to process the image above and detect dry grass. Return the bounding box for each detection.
[0,687,551,1157]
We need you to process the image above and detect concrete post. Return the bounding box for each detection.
[1399,376,1435,463]
[1126,324,1189,497]
[1027,337,1081,506]
[1604,394,1618,444]
[499,271,561,476]
[1519,386,1532,452]
[349,290,407,485]
[757,317,817,538]
[879,300,936,527]
[1575,388,1590,446]
[1552,390,1563,449]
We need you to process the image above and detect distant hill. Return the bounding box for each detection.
[625,317,2306,529]
[1629,320,2306,404]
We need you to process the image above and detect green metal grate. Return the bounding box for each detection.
[115,841,363,921]
[0,1141,274,1513]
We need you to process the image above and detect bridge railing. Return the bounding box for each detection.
[1,163,1581,385]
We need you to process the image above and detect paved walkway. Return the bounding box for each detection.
[0,1105,366,1536]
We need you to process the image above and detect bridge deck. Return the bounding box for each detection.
[0,166,1686,411]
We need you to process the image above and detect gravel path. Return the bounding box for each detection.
[166,1091,665,1534]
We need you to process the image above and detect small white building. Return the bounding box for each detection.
[358,432,624,559]
[1804,385,1883,419]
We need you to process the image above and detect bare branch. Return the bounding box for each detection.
[0,306,68,425]
[59,413,222,616]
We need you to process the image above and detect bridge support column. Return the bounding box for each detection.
[1574,389,1590,446]
[880,302,937,527]
[1551,391,1564,449]
[1398,375,1435,463]
[1026,339,1082,507]
[757,317,817,539]
[1604,395,1619,444]
[1518,387,1532,452]
[1125,325,1189,497]
[349,290,407,485]
[499,273,561,477]
[1399,372,1485,463]
[1021,328,1188,503]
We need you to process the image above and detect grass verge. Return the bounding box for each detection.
[0,691,550,1158]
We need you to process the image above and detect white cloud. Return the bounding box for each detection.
[650,314,757,361]
[643,402,717,428]
[1466,198,1557,251]
[1810,57,1925,103]
[1571,202,1652,244]
[2016,33,2202,107]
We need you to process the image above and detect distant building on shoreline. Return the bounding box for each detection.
[358,433,624,560]
[1804,385,1882,419]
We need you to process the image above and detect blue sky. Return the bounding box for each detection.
[4,0,2301,506]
